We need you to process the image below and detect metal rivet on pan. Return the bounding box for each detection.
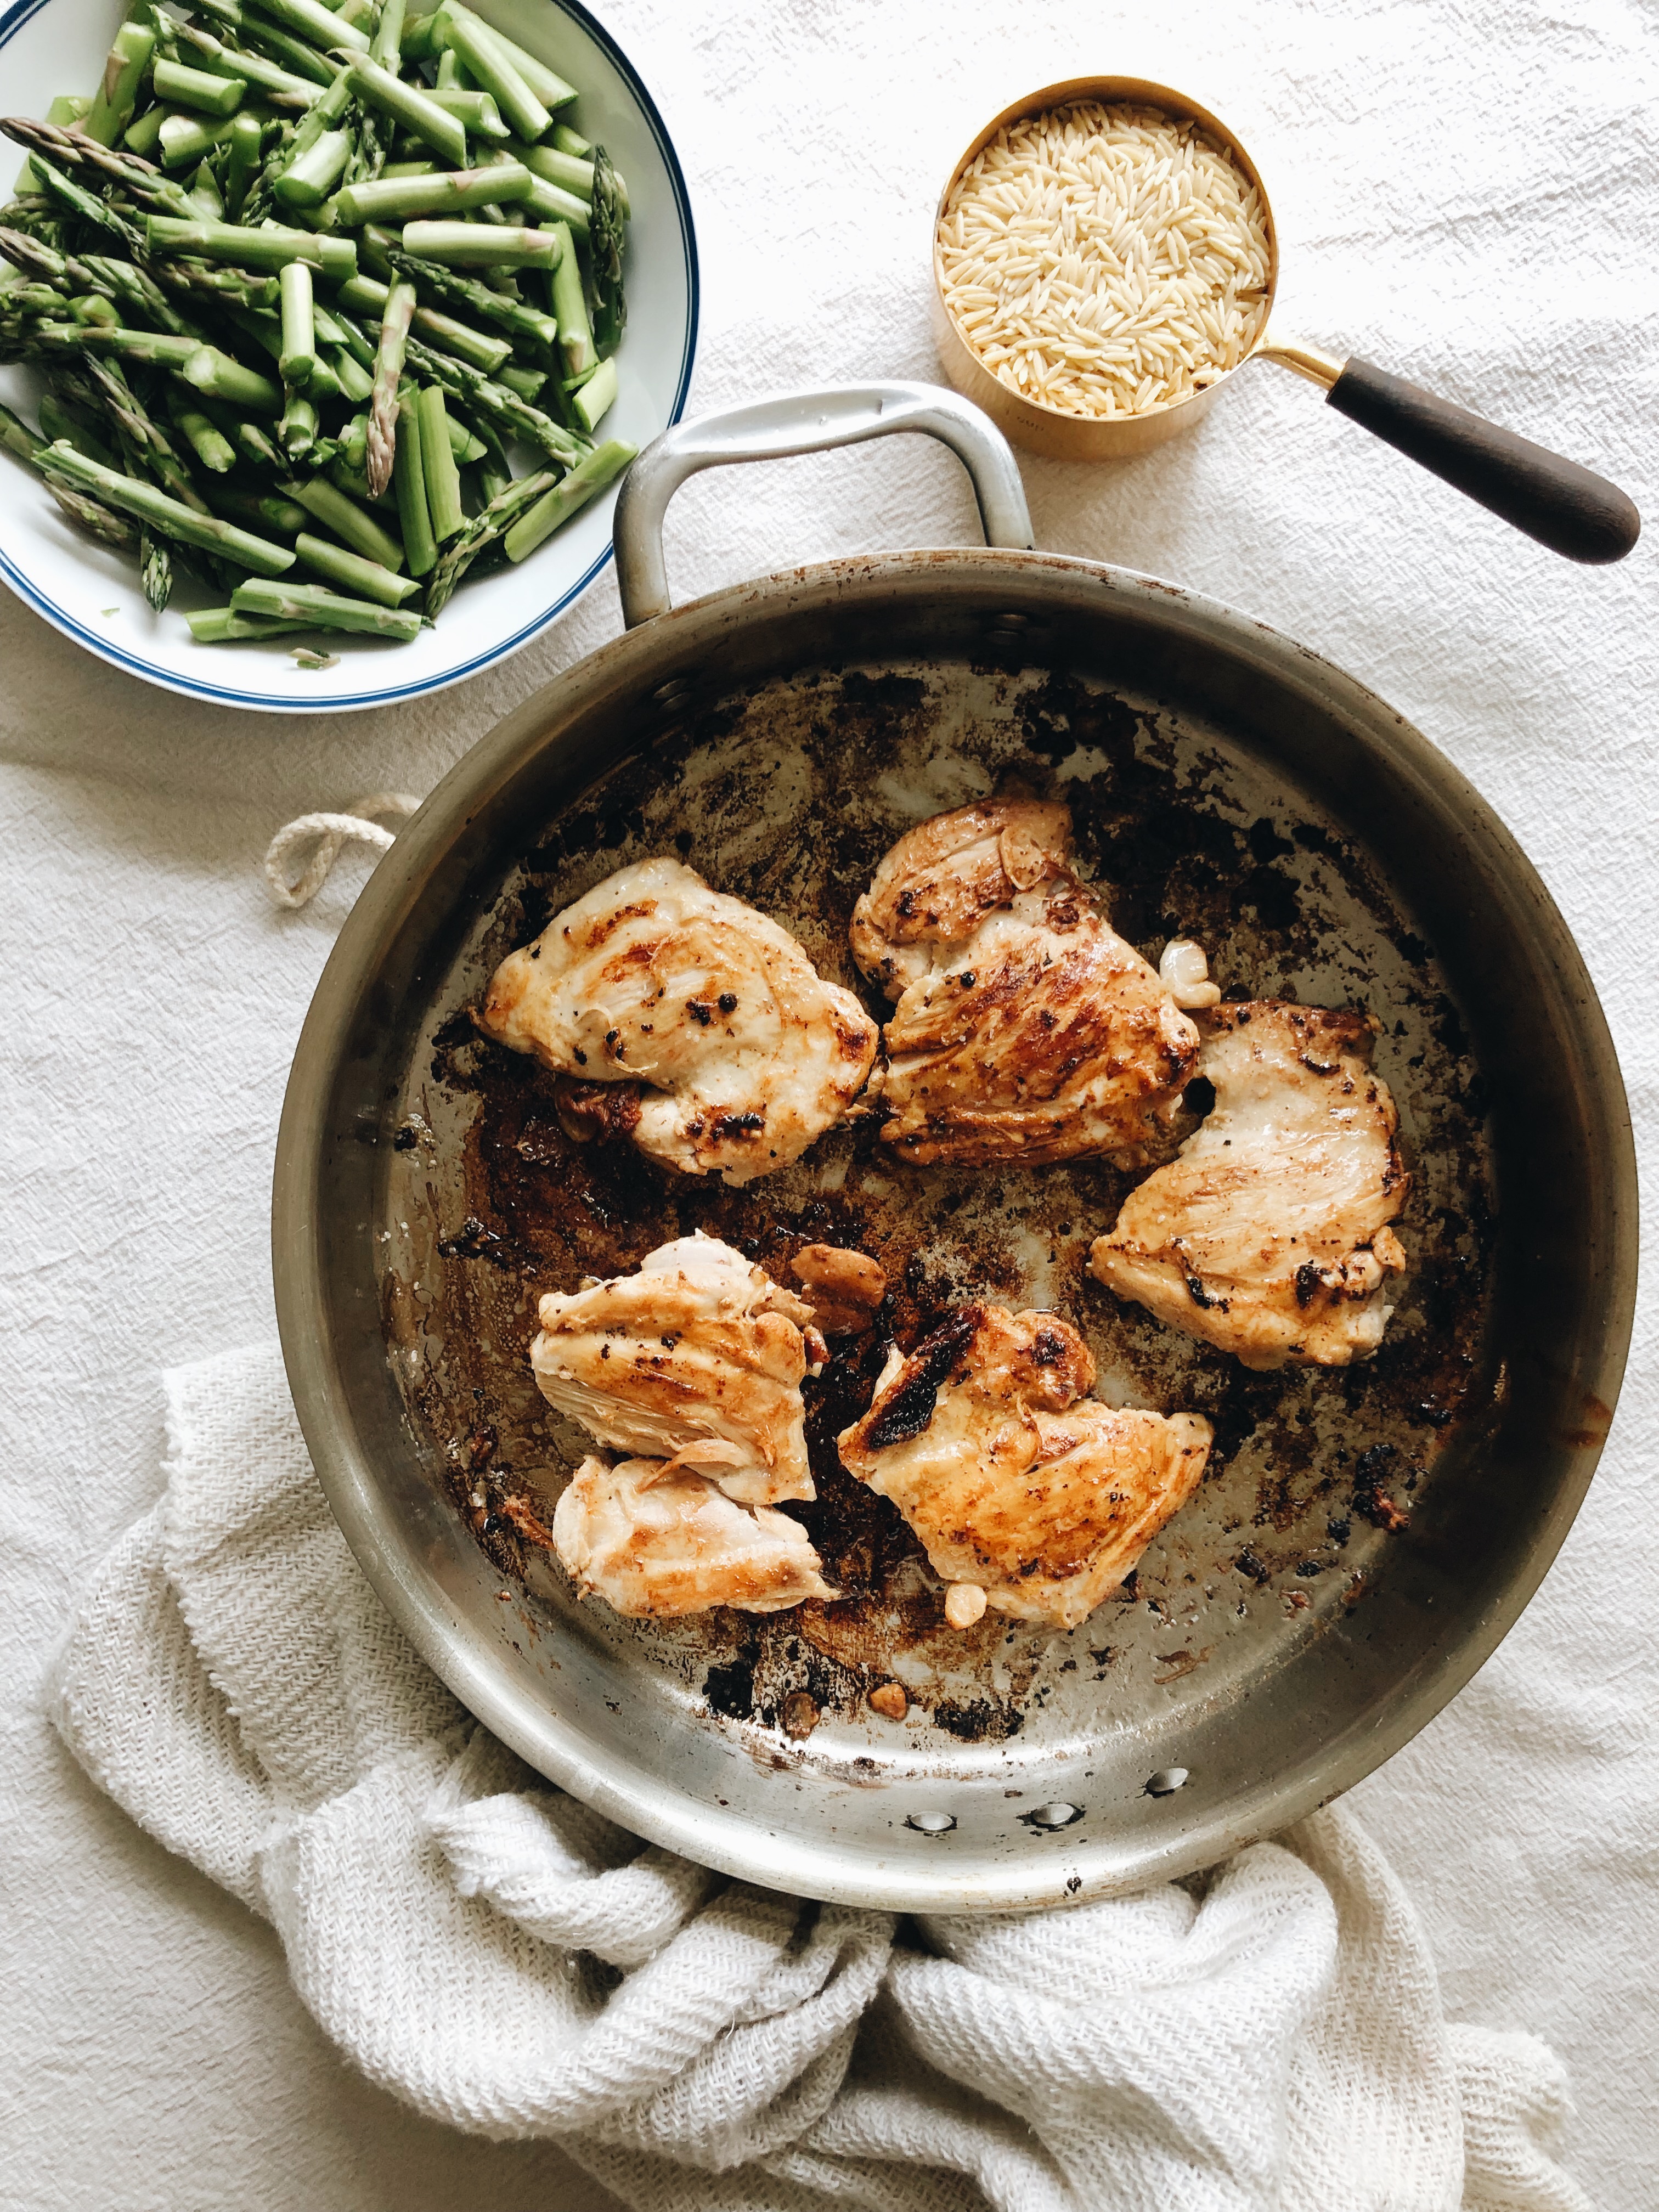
[906,1811,957,1835]
[1144,1768,1190,1797]
[652,675,696,710]
[1020,1801,1084,1830]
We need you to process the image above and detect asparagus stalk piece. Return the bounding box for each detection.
[369,0,408,67]
[241,66,352,223]
[153,60,249,118]
[415,384,464,541]
[272,128,353,208]
[503,438,635,562]
[245,0,370,56]
[187,606,317,640]
[345,57,467,169]
[168,392,238,472]
[402,219,559,269]
[441,6,576,112]
[509,167,589,238]
[571,353,616,433]
[229,574,424,637]
[392,391,436,575]
[224,111,265,215]
[508,139,596,201]
[294,529,420,605]
[123,105,166,156]
[180,344,284,411]
[160,113,240,172]
[38,443,296,572]
[144,215,357,280]
[413,307,510,374]
[439,12,550,144]
[33,323,202,369]
[281,386,318,456]
[552,122,590,158]
[495,362,545,403]
[241,19,336,86]
[404,335,588,462]
[425,87,508,140]
[175,24,322,109]
[288,473,405,568]
[367,276,414,495]
[278,257,316,382]
[206,485,308,534]
[586,146,627,354]
[549,222,592,378]
[385,247,557,351]
[335,161,534,224]
[59,353,210,511]
[422,462,552,613]
[84,19,159,146]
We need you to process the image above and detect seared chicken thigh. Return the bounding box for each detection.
[1090,1002,1409,1369]
[530,1234,826,1505]
[552,1455,834,1617]
[481,857,878,1187]
[838,1304,1213,1630]
[850,802,1200,1167]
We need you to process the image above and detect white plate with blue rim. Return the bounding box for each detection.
[0,0,698,712]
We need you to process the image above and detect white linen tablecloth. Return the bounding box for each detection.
[2,1,1655,2207]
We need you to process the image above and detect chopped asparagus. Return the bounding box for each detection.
[272,128,353,209]
[294,528,421,604]
[439,13,550,146]
[422,462,552,613]
[153,61,248,119]
[415,383,464,540]
[386,247,558,352]
[167,393,238,472]
[179,343,284,411]
[366,275,414,495]
[229,574,425,637]
[549,221,592,378]
[245,0,370,57]
[144,214,357,281]
[278,258,316,382]
[345,57,467,169]
[84,20,157,148]
[38,442,296,573]
[402,219,559,269]
[335,162,530,223]
[188,605,318,640]
[403,335,588,462]
[572,354,616,433]
[288,472,405,568]
[392,390,436,575]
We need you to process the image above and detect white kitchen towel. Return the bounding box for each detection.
[49,1342,1592,2212]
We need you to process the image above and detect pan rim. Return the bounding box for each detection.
[272,546,1638,1911]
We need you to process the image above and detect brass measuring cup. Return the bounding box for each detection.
[932,77,1639,563]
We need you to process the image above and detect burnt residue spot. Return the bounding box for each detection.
[718,991,738,1014]
[712,1109,765,1138]
[703,1643,758,1722]
[1353,1442,1412,1532]
[933,1696,1024,1743]
[1295,1559,1327,1577]
[1186,1274,1227,1312]
[392,1124,420,1151]
[1295,1261,1325,1308]
[437,1216,506,1261]
[687,999,713,1025]
[864,1308,980,1450]
[1031,1328,1066,1365]
[1235,1548,1270,1582]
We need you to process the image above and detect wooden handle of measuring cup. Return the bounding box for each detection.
[1326,359,1640,564]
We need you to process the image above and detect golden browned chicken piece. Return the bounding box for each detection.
[529,1234,826,1506]
[788,1244,887,1335]
[551,1455,834,1618]
[480,856,878,1187]
[837,1304,1212,1630]
[850,800,1201,1167]
[1089,1002,1409,1370]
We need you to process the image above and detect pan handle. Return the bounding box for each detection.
[613,382,1035,627]
[1264,343,1640,565]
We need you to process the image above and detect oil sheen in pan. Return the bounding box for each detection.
[379,659,1494,1758]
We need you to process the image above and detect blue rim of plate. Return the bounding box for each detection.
[0,0,699,713]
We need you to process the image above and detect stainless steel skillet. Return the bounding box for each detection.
[273,383,1635,1913]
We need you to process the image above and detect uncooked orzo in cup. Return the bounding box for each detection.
[936,102,1272,420]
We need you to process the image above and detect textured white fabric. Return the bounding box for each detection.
[3,4,1656,2207]
[48,1345,1595,2212]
